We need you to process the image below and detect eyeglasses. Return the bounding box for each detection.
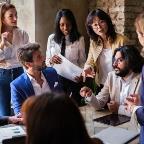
[112,57,125,64]
[91,20,106,28]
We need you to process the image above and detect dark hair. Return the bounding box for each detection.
[17,43,40,68]
[23,93,103,144]
[54,9,81,44]
[1,3,16,19]
[112,45,144,73]
[86,9,116,43]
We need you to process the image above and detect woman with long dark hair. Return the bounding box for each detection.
[46,9,86,105]
[83,9,129,94]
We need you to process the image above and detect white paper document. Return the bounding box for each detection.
[94,127,139,144]
[53,54,83,82]
[0,125,26,143]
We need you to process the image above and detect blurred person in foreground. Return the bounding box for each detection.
[125,12,144,144]
[21,92,103,144]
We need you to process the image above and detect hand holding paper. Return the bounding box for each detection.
[53,54,83,83]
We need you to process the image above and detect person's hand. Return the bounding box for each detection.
[8,115,23,125]
[51,55,62,64]
[74,74,83,83]
[125,94,139,111]
[129,94,139,105]
[82,67,95,81]
[80,86,92,97]
[107,100,119,113]
[1,32,10,45]
[0,32,9,49]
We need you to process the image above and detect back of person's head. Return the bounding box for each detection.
[22,93,103,144]
[135,12,144,50]
[54,8,80,44]
[135,12,144,33]
[17,42,40,68]
[86,8,116,42]
[113,45,144,73]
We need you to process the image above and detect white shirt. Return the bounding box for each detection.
[0,28,29,69]
[98,48,113,84]
[46,34,86,68]
[27,72,51,96]
[118,73,134,116]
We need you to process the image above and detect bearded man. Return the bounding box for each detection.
[80,45,144,116]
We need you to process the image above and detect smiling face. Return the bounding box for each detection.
[91,16,108,38]
[113,51,130,77]
[59,16,72,36]
[2,8,17,27]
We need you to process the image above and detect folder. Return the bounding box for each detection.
[94,127,139,144]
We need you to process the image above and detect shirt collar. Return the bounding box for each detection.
[120,72,134,84]
[27,72,44,82]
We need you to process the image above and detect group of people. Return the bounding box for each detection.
[0,1,144,144]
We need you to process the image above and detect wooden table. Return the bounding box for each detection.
[79,105,139,144]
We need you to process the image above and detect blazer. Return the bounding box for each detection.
[11,67,62,114]
[84,33,129,85]
[136,107,144,144]
[89,71,141,116]
[135,66,144,144]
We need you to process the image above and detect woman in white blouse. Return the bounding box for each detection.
[0,3,29,116]
[46,9,86,105]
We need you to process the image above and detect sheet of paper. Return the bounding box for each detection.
[94,127,139,144]
[53,54,83,82]
[0,125,26,143]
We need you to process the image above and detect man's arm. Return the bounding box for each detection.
[90,76,110,110]
[11,82,24,115]
[80,73,110,110]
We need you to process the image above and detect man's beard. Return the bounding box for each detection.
[33,62,47,71]
[114,65,130,77]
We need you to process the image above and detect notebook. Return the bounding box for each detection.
[94,127,139,144]
[93,114,130,126]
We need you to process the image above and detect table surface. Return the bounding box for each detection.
[79,104,139,144]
